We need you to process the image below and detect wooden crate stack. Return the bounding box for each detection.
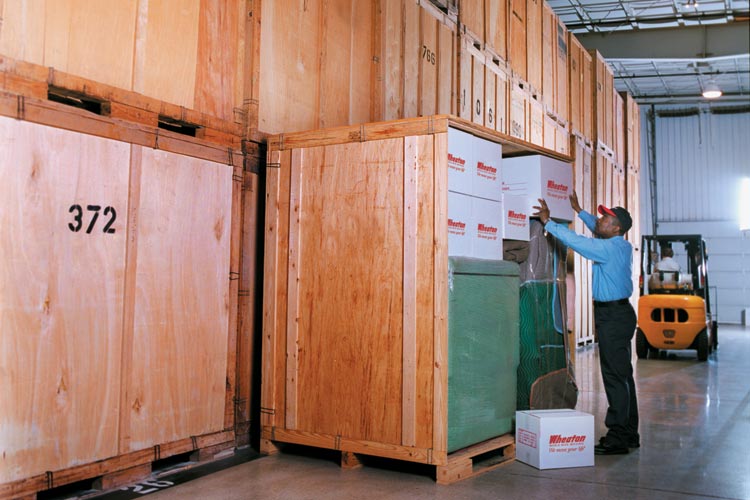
[0,0,645,493]
[0,2,262,498]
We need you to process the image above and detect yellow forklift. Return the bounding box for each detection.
[636,235,718,361]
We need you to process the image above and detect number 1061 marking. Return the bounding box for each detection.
[68,204,117,234]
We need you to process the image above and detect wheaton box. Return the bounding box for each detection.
[448,192,504,260]
[448,127,474,196]
[501,194,530,241]
[448,126,503,201]
[501,155,574,222]
[515,409,595,470]
[448,191,473,257]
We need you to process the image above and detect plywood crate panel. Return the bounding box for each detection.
[0,0,246,124]
[485,0,508,60]
[510,78,529,141]
[591,50,615,152]
[555,120,570,156]
[261,115,572,474]
[125,149,234,452]
[457,0,507,61]
[572,138,595,345]
[0,116,129,483]
[258,0,455,136]
[460,0,485,42]
[526,0,543,94]
[0,96,244,489]
[508,0,527,80]
[554,17,569,124]
[541,3,556,110]
[581,46,593,142]
[624,93,641,169]
[614,92,625,167]
[528,95,544,147]
[568,34,583,139]
[458,34,486,125]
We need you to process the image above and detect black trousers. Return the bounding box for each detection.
[595,301,639,446]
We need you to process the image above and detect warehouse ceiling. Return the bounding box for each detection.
[546,0,750,105]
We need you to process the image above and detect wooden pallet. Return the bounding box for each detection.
[0,431,235,500]
[262,431,515,485]
[0,55,243,148]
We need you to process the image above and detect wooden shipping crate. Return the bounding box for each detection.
[526,0,543,94]
[257,0,455,136]
[0,0,247,126]
[0,89,245,493]
[572,138,595,346]
[260,115,571,483]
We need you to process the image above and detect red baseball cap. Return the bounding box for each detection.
[598,205,633,232]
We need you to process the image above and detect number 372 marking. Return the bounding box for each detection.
[68,204,117,234]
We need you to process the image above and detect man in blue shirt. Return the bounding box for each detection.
[534,194,638,456]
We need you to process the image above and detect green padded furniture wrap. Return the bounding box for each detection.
[516,281,567,411]
[447,257,520,453]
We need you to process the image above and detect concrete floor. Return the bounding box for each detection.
[150,323,750,500]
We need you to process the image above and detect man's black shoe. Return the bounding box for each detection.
[594,442,629,455]
[600,436,639,449]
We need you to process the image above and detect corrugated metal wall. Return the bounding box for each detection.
[640,108,750,324]
[656,110,750,222]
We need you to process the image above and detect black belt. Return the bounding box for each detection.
[594,298,630,307]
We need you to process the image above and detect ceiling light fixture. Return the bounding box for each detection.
[702,80,722,99]
[684,0,699,8]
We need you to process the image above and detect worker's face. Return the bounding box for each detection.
[595,214,622,238]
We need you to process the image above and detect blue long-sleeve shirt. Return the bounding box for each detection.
[544,210,633,302]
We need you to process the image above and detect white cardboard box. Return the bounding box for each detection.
[515,409,595,470]
[473,137,502,201]
[448,191,473,257]
[472,197,503,260]
[448,127,474,196]
[501,155,574,222]
[501,194,530,241]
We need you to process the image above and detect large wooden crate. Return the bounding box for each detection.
[526,0,543,94]
[0,85,246,496]
[257,0,456,136]
[0,0,247,126]
[260,115,571,483]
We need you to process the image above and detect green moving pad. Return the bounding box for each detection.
[447,257,520,453]
[516,281,567,411]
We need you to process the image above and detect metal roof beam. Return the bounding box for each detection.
[576,22,750,58]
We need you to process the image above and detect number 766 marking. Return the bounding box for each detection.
[68,204,117,234]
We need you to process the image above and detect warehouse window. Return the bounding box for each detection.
[741,178,750,231]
